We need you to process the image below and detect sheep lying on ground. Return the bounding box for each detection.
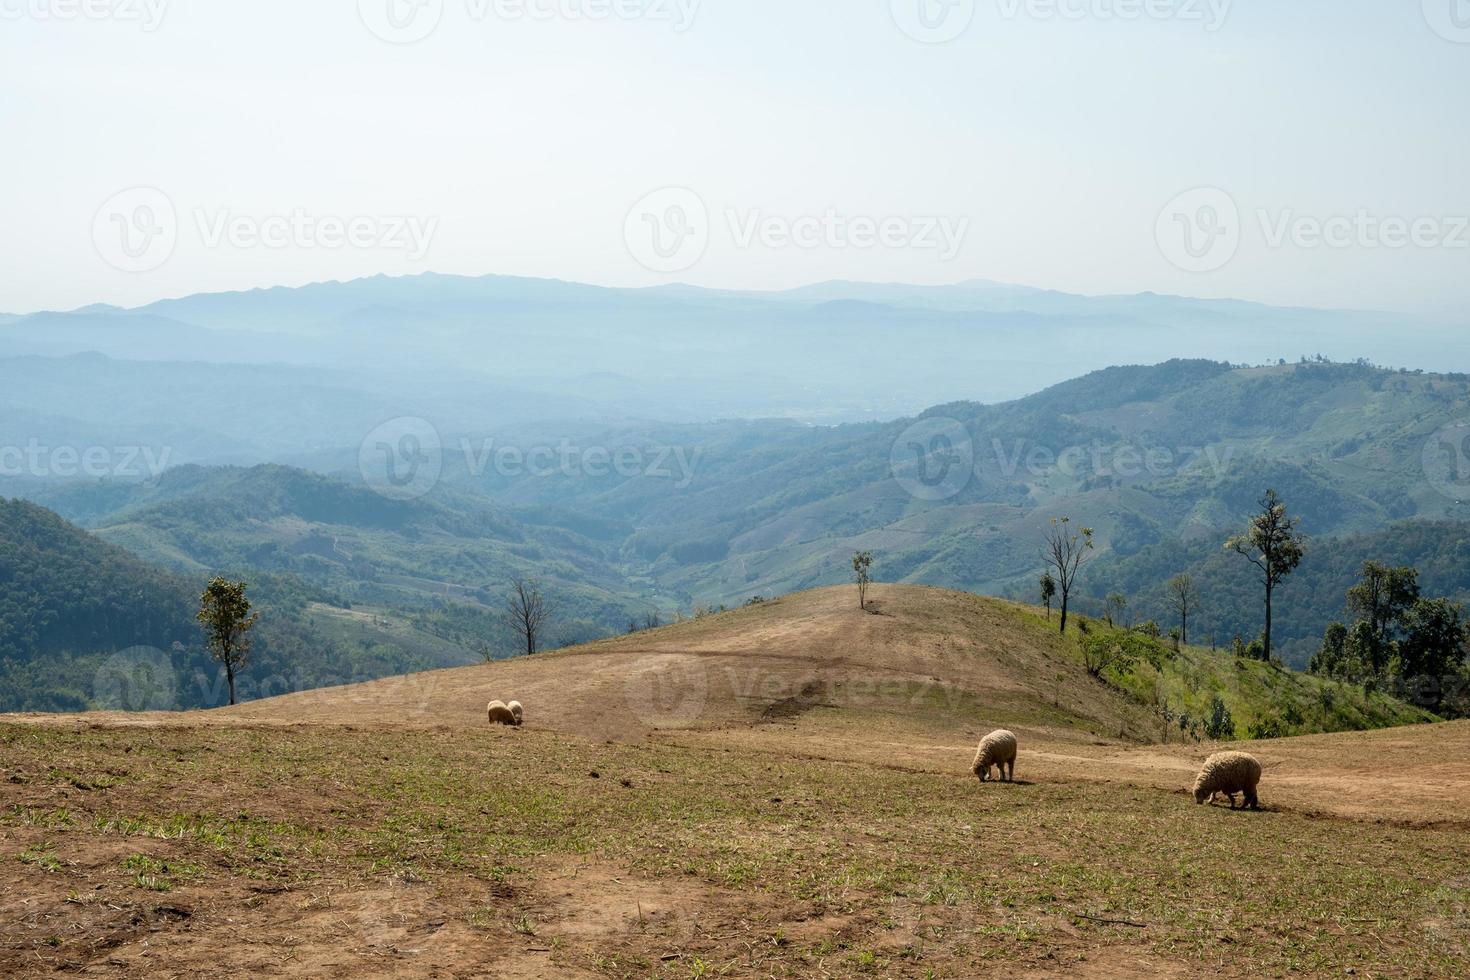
[971,729,1018,783]
[507,700,524,725]
[1192,751,1261,809]
[486,700,520,726]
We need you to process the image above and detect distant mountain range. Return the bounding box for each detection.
[2,273,1465,439]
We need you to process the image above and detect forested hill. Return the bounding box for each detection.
[0,499,489,713]
[0,498,198,667]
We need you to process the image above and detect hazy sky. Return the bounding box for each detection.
[3,0,1467,314]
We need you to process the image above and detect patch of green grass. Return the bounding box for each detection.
[18,843,62,872]
[121,853,203,892]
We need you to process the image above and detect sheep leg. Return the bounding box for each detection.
[1227,792,1238,810]
[1244,787,1259,810]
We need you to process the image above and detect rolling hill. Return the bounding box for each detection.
[79,586,1431,742]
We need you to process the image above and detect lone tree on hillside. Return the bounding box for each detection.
[852,551,874,609]
[1168,573,1197,646]
[1226,489,1305,661]
[504,577,552,656]
[1039,573,1057,620]
[1041,517,1094,635]
[1104,593,1128,628]
[197,577,258,706]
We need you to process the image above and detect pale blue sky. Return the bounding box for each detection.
[2,0,1467,314]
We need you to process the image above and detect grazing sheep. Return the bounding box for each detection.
[971,729,1018,783]
[486,700,519,726]
[507,700,523,725]
[1192,751,1262,810]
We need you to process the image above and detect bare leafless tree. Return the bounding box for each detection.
[504,577,552,656]
[1168,573,1197,647]
[1041,517,1094,635]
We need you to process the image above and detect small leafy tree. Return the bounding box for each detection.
[1226,489,1305,662]
[1104,593,1127,628]
[852,551,874,610]
[1204,695,1236,741]
[1041,517,1094,635]
[1167,573,1197,646]
[1039,573,1057,620]
[197,577,258,706]
[1310,621,1350,678]
[1080,630,1141,679]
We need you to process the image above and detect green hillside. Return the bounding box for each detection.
[1083,520,1470,668]
[0,500,499,712]
[45,464,654,648]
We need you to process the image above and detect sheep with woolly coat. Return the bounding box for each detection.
[507,700,524,725]
[1192,751,1262,809]
[486,700,520,726]
[971,729,1018,783]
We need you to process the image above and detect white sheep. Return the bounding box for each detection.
[971,729,1018,783]
[486,700,519,726]
[1192,751,1262,810]
[507,700,524,725]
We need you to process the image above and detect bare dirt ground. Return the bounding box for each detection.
[3,586,1468,977]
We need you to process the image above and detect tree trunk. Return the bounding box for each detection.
[1181,610,1188,647]
[1059,594,1069,635]
[1263,582,1273,661]
[226,662,237,706]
